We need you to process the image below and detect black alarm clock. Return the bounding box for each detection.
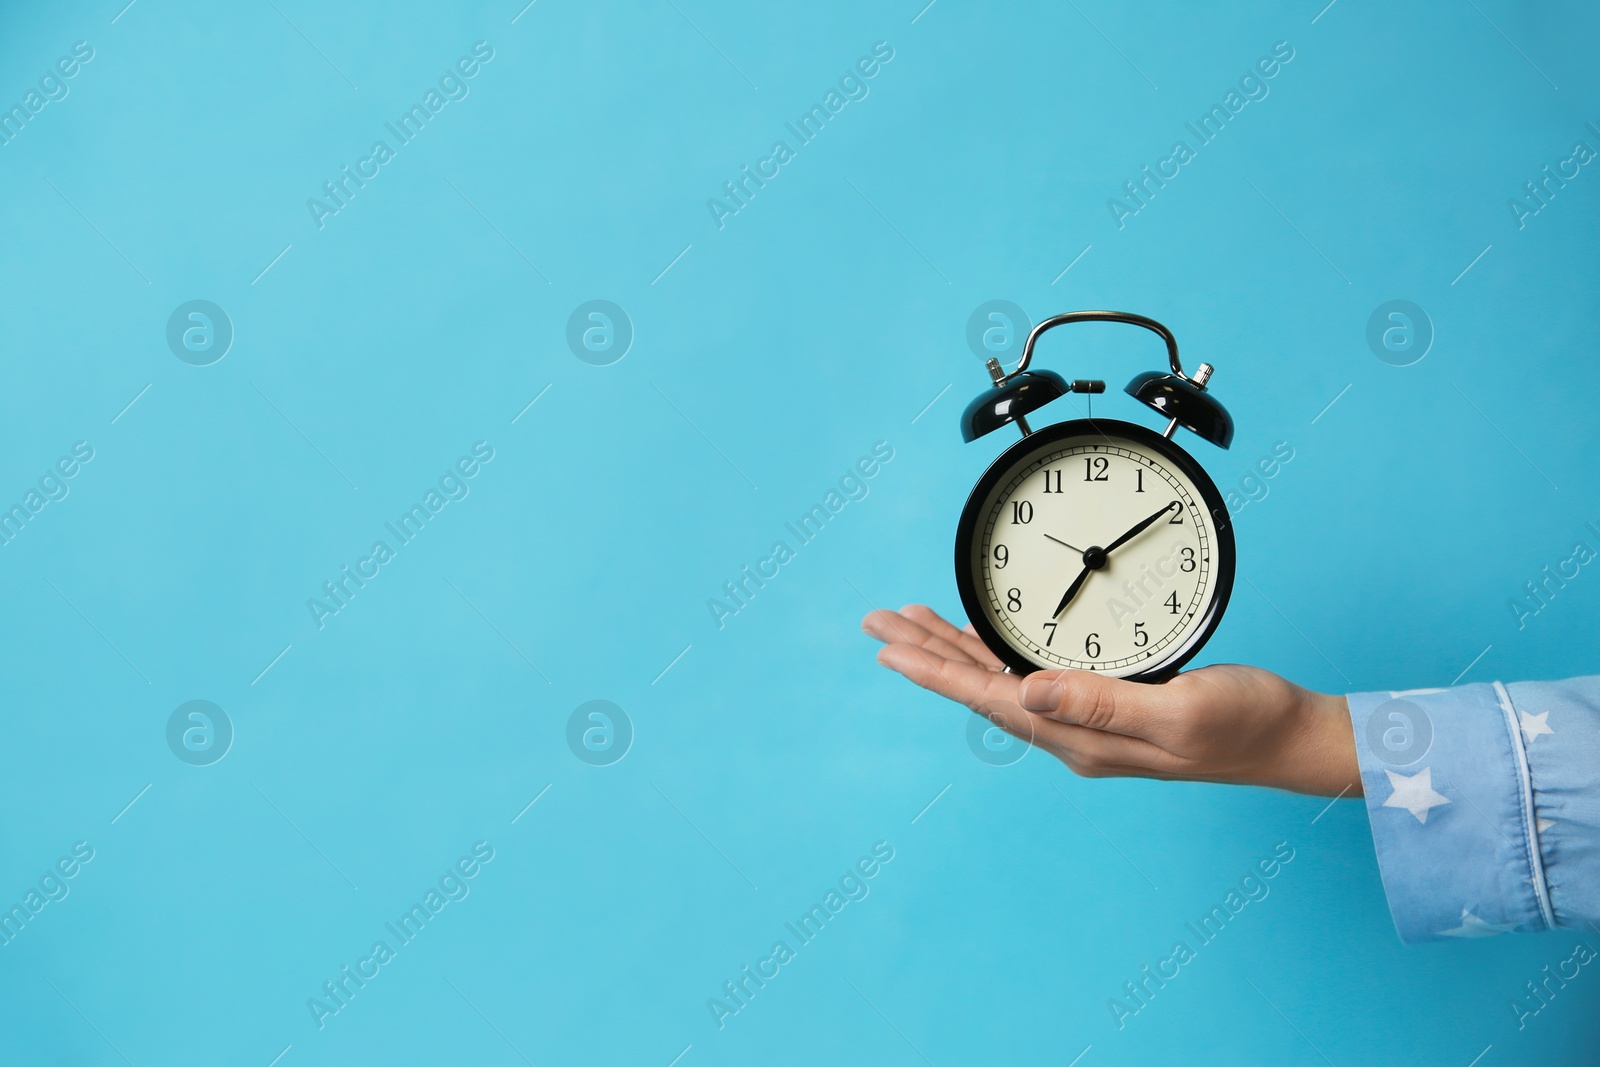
[954,311,1235,682]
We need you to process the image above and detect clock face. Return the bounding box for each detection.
[954,419,1234,680]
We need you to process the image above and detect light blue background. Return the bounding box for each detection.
[2,1,1597,1064]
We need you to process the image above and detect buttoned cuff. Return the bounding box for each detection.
[1346,683,1555,944]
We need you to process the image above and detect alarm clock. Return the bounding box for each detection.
[953,311,1235,682]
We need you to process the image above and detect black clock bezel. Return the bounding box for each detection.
[953,417,1235,683]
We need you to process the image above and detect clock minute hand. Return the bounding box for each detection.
[1102,501,1180,556]
[1051,502,1177,619]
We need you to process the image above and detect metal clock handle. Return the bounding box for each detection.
[1010,310,1187,382]
[1006,310,1226,444]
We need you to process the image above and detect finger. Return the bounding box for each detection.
[876,643,1049,751]
[953,683,1173,775]
[961,622,1007,669]
[864,610,981,666]
[863,609,983,667]
[880,641,1049,752]
[901,604,1005,670]
[877,641,1021,715]
[1017,669,1167,741]
[878,643,1179,777]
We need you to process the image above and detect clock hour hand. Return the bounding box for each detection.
[1102,501,1180,556]
[1043,532,1086,553]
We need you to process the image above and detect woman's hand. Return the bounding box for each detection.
[863,604,1360,797]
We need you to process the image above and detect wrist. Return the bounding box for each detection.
[1288,691,1361,797]
[1249,688,1362,797]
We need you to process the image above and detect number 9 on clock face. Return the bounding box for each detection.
[953,420,1235,680]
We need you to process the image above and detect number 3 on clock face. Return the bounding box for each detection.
[953,420,1235,681]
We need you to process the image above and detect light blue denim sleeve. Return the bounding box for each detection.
[1345,676,1600,944]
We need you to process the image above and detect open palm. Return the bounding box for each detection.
[863,604,1358,797]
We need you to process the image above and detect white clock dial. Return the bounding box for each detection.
[971,433,1221,676]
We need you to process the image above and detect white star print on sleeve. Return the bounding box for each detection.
[1437,908,1518,938]
[1346,676,1600,944]
[1380,768,1450,824]
[1519,710,1554,742]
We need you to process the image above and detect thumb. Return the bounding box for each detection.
[1019,669,1153,737]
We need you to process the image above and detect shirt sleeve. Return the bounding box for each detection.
[1345,675,1600,943]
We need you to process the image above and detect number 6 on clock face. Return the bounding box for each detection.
[954,419,1235,680]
